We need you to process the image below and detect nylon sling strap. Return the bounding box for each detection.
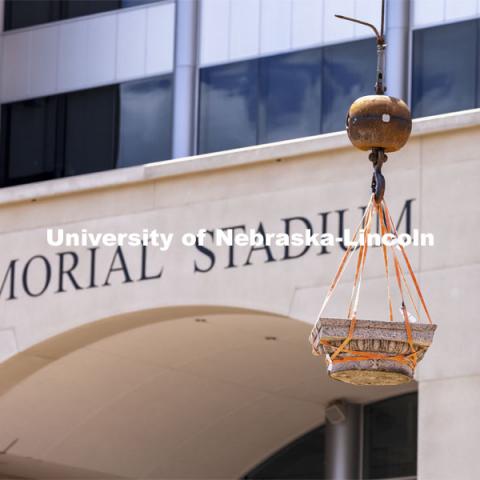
[384,199,433,325]
[378,201,393,321]
[310,196,430,370]
[310,194,374,340]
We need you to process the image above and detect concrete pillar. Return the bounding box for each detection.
[325,401,361,480]
[172,0,199,159]
[385,0,411,101]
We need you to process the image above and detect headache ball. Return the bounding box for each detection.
[346,95,412,153]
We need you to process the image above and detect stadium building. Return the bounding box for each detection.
[0,0,478,478]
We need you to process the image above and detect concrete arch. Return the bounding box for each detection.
[0,305,279,395]
[0,305,414,479]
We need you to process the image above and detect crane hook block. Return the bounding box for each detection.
[346,95,412,153]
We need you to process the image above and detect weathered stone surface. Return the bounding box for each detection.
[310,318,437,386]
[331,363,412,386]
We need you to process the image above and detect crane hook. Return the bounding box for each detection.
[370,148,387,203]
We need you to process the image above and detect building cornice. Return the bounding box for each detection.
[0,108,478,206]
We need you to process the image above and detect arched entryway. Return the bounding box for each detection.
[0,306,414,478]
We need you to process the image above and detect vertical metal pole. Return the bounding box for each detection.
[385,0,411,101]
[172,0,199,159]
[325,401,361,479]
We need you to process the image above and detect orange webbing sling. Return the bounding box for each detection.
[310,196,432,371]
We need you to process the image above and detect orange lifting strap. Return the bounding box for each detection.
[311,194,432,370]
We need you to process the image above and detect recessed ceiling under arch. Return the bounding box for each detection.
[0,307,415,479]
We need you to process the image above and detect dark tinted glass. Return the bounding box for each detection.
[0,79,178,187]
[4,0,60,30]
[62,0,120,19]
[198,60,258,154]
[259,49,322,144]
[4,0,121,30]
[1,98,58,185]
[244,425,326,479]
[322,38,376,133]
[363,393,417,479]
[412,20,478,118]
[117,75,172,167]
[198,39,379,152]
[64,86,118,176]
[122,0,161,6]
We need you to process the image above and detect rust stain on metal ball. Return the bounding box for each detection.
[346,95,412,153]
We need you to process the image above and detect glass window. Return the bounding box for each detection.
[1,97,59,185]
[363,393,418,479]
[322,38,376,133]
[198,60,258,154]
[4,0,122,30]
[63,86,118,177]
[122,0,161,6]
[117,75,172,168]
[244,425,326,479]
[4,0,60,30]
[4,0,163,30]
[62,0,121,20]
[478,20,480,107]
[0,78,174,187]
[412,20,478,118]
[198,39,377,154]
[259,49,322,144]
